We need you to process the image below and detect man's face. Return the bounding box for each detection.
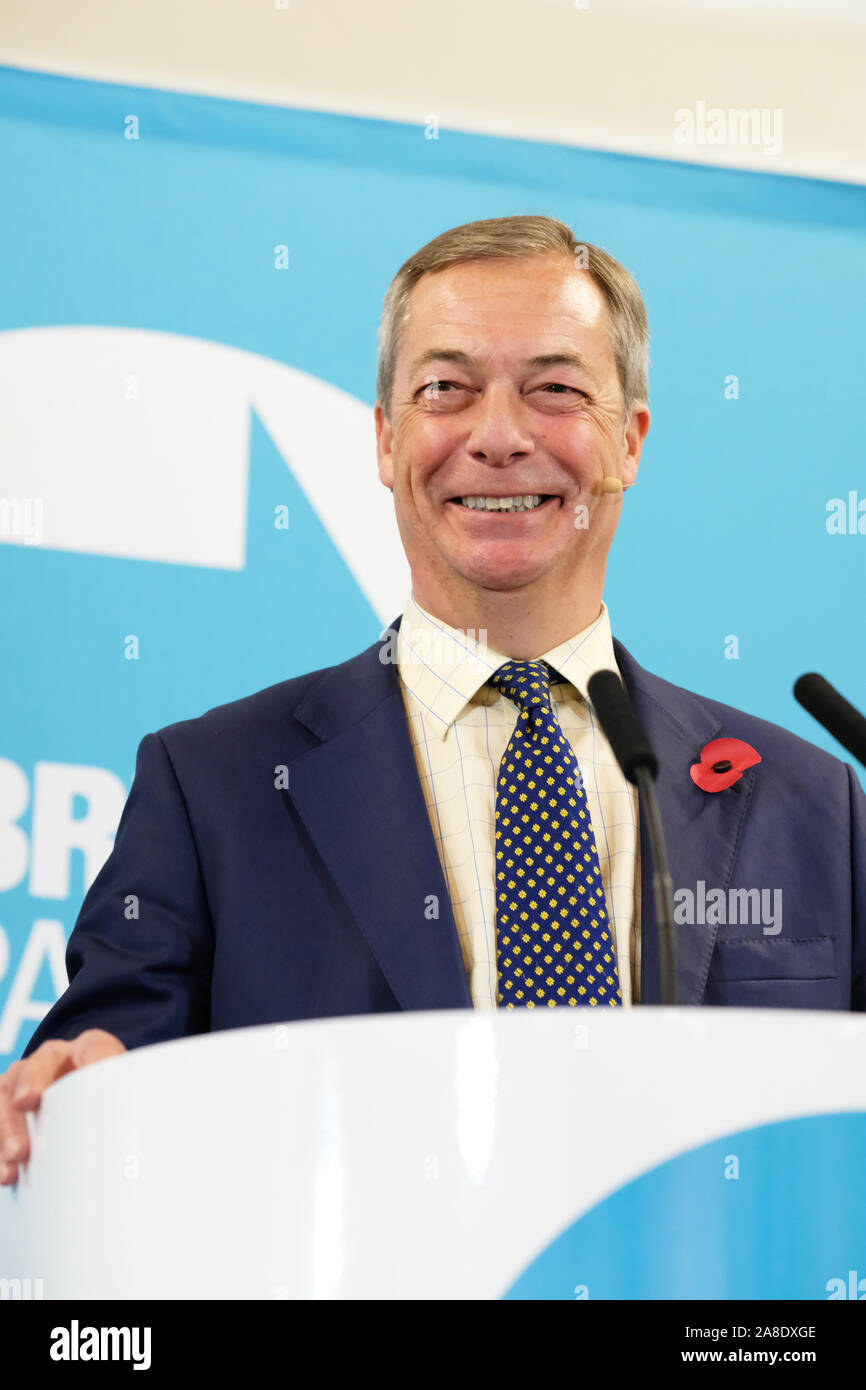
[375,252,650,601]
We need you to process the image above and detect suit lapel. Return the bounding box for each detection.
[285,617,472,1012]
[614,639,757,1005]
[283,620,755,1013]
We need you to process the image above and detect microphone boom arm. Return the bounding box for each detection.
[636,765,677,1006]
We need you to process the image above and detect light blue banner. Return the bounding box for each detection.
[1,65,864,1063]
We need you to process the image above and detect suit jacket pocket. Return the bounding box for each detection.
[709,936,837,982]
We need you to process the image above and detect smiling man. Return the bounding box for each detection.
[2,214,865,1185]
[375,244,648,658]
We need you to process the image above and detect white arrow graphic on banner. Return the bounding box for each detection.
[0,326,409,624]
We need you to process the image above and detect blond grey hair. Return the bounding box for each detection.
[376,214,649,422]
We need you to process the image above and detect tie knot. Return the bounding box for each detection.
[489,659,554,717]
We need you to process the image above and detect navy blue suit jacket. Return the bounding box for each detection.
[23,620,866,1056]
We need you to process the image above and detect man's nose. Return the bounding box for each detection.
[464,383,534,465]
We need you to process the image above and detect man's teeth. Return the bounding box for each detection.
[458,494,547,511]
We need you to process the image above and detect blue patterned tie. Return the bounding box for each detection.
[490,659,622,1008]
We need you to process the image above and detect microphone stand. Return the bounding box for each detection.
[636,766,677,1006]
[587,668,678,1006]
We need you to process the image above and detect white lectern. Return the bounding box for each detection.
[3,1008,866,1299]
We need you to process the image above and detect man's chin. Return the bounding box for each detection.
[446,556,559,593]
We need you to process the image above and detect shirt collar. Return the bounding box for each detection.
[396,590,621,740]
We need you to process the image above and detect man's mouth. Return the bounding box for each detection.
[447,494,559,513]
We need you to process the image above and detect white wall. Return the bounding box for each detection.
[1,0,864,183]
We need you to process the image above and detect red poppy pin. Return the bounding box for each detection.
[690,737,761,793]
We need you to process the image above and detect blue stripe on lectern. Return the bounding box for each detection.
[504,1111,866,1300]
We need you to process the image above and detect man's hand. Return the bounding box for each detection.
[0,1030,127,1186]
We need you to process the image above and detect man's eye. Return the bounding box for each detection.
[419,379,461,395]
[415,380,584,399]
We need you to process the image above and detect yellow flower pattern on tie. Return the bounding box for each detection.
[490,659,622,1008]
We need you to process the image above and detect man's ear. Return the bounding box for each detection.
[622,402,650,488]
[374,401,394,490]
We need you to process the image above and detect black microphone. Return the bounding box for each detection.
[587,670,676,1006]
[793,673,866,769]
